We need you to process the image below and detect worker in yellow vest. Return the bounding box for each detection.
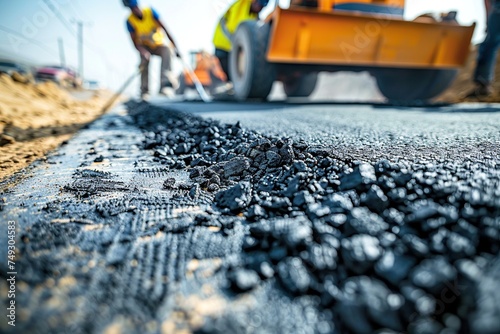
[213,0,269,81]
[123,0,179,99]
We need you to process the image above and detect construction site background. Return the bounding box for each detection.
[0,46,499,182]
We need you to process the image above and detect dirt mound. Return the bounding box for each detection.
[0,73,116,183]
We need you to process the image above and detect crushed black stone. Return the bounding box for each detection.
[124,102,500,333]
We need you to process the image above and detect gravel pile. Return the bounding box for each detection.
[129,101,500,333]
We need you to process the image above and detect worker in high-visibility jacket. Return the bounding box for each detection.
[123,0,179,99]
[213,0,269,81]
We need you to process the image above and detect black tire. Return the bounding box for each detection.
[229,21,276,101]
[283,73,318,98]
[416,69,458,100]
[374,68,458,102]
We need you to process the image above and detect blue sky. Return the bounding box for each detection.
[0,0,487,95]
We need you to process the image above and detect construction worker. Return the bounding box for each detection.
[123,0,179,99]
[467,0,500,98]
[213,0,269,81]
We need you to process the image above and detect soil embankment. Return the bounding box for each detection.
[0,73,115,182]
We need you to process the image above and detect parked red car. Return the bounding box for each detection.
[35,66,82,88]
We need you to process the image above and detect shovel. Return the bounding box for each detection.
[100,65,145,113]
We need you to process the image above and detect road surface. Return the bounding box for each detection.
[1,99,499,334]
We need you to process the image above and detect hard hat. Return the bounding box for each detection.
[122,0,138,8]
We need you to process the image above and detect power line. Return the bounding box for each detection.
[0,0,124,89]
[0,24,59,57]
[42,0,95,78]
[42,0,77,38]
[52,0,123,76]
[33,0,129,88]
[71,0,93,22]
[58,0,145,78]
[65,1,85,22]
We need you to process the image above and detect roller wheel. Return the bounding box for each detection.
[374,68,458,102]
[284,73,318,98]
[229,21,276,101]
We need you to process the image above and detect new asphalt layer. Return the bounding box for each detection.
[1,100,499,333]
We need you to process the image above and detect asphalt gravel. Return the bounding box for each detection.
[0,100,499,334]
[164,101,500,163]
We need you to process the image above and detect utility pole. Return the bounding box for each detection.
[58,38,66,67]
[77,21,83,80]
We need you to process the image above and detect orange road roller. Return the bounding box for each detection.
[178,51,228,95]
[229,0,475,101]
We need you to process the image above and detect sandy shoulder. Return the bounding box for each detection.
[0,73,117,183]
